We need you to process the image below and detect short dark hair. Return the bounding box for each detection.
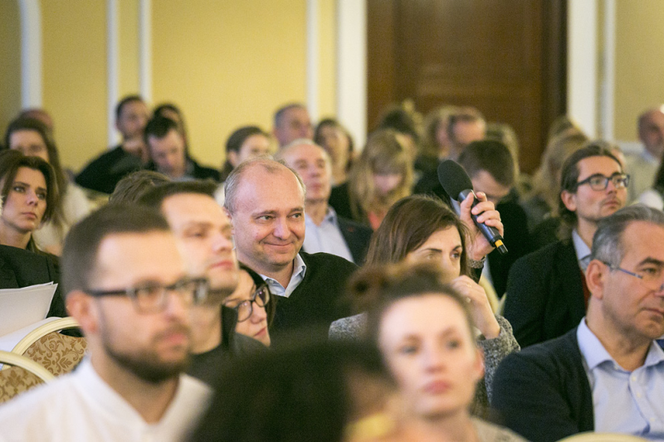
[190,340,392,442]
[61,204,170,295]
[447,107,485,145]
[225,126,267,154]
[458,139,515,187]
[143,116,179,144]
[273,103,306,128]
[365,194,469,276]
[0,150,57,223]
[137,180,218,210]
[109,170,171,204]
[115,95,144,121]
[558,141,622,229]
[239,263,277,326]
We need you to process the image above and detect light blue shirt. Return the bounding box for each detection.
[577,318,664,439]
[260,253,307,299]
[303,209,355,263]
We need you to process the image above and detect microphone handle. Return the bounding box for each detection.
[458,190,508,255]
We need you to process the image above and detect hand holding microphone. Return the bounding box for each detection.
[438,160,508,256]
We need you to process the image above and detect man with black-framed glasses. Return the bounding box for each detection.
[505,143,628,348]
[493,205,664,441]
[0,204,212,441]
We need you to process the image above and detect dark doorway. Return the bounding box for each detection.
[367,0,567,173]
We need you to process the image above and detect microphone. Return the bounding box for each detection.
[437,160,508,255]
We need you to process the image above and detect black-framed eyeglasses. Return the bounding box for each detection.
[85,277,209,314]
[575,173,630,191]
[229,285,270,322]
[601,261,664,292]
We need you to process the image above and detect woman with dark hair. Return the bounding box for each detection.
[219,125,272,182]
[4,117,91,254]
[314,118,354,185]
[222,263,275,347]
[0,150,57,252]
[355,262,526,441]
[330,194,518,408]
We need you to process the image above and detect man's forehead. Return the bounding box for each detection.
[162,193,230,227]
[286,144,326,162]
[577,155,621,175]
[620,222,664,262]
[236,167,304,208]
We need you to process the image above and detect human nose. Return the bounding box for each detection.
[272,217,290,239]
[25,189,40,205]
[212,232,234,252]
[422,345,445,371]
[249,303,267,323]
[162,289,191,320]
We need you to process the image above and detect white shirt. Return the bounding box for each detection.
[571,229,592,271]
[0,358,212,442]
[577,319,664,438]
[303,209,354,263]
[261,253,307,298]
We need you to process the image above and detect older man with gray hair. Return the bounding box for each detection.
[492,205,664,441]
[276,139,372,264]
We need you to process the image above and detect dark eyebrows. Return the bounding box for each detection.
[637,257,664,268]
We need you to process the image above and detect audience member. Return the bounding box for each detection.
[219,125,272,181]
[191,340,400,442]
[144,116,219,182]
[359,262,526,441]
[223,263,275,347]
[313,118,354,185]
[17,108,54,132]
[493,205,664,441]
[639,157,664,211]
[0,204,211,440]
[76,95,150,194]
[504,142,629,347]
[153,103,190,149]
[375,103,421,166]
[0,150,56,252]
[4,117,91,255]
[329,129,414,230]
[272,103,313,147]
[138,181,264,385]
[458,140,531,296]
[522,131,588,232]
[625,107,664,203]
[329,195,517,408]
[422,105,460,163]
[109,170,171,204]
[447,106,486,161]
[277,139,372,264]
[223,158,357,345]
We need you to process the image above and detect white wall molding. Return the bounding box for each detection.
[18,0,42,108]
[336,0,366,149]
[306,0,320,121]
[139,0,152,103]
[107,0,120,146]
[567,0,598,138]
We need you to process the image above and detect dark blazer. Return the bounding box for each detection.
[328,182,356,223]
[336,217,373,265]
[146,157,221,182]
[491,328,594,441]
[0,245,66,318]
[488,200,532,297]
[75,145,143,194]
[503,239,586,348]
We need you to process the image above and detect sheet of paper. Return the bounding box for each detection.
[0,282,58,337]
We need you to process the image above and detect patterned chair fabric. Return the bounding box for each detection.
[22,332,87,376]
[0,367,44,403]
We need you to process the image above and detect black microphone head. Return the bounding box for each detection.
[437,160,473,201]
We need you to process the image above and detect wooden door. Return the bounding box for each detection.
[367,0,567,173]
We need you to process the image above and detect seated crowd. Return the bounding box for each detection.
[0,98,662,441]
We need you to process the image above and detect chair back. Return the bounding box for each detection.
[0,350,54,403]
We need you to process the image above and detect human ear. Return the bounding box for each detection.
[560,190,577,213]
[585,260,605,301]
[228,151,239,168]
[66,291,99,335]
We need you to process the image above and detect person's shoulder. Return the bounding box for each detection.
[507,327,578,364]
[178,373,213,399]
[232,333,267,356]
[300,251,358,270]
[337,216,373,234]
[471,417,529,442]
[190,159,221,181]
[515,238,570,266]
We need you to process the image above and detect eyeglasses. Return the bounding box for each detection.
[85,277,209,313]
[601,261,664,292]
[229,285,271,322]
[575,173,630,191]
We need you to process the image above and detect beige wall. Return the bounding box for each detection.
[613,0,664,142]
[5,1,336,172]
[0,1,22,139]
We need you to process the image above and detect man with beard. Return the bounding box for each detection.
[504,143,629,347]
[0,204,211,441]
[138,181,264,384]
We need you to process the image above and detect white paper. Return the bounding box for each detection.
[0,282,58,337]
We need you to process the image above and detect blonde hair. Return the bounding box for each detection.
[348,129,413,222]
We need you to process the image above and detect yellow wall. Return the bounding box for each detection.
[613,0,664,141]
[318,0,337,119]
[0,1,22,136]
[153,0,308,168]
[119,0,141,96]
[42,0,107,171]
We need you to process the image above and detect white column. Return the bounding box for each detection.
[306,0,320,121]
[567,0,598,138]
[336,0,366,149]
[107,0,120,146]
[18,0,42,108]
[600,0,616,141]
[139,0,152,103]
